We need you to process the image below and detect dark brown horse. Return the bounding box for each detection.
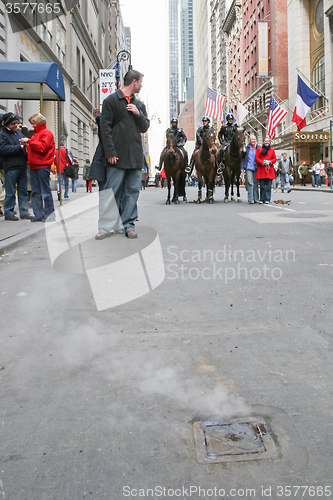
[220,129,246,202]
[193,128,217,204]
[162,132,187,204]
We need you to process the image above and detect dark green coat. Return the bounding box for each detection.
[100,89,150,170]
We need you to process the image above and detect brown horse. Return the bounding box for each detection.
[162,132,187,204]
[193,128,217,204]
[220,129,246,202]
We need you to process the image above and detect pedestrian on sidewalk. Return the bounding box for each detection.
[241,134,259,204]
[0,113,33,221]
[327,162,333,188]
[310,161,316,187]
[255,136,277,204]
[71,158,79,192]
[278,152,292,193]
[20,113,55,222]
[298,161,308,186]
[141,168,146,190]
[314,159,324,187]
[83,159,93,192]
[55,142,74,200]
[160,167,167,188]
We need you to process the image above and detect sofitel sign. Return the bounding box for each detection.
[294,131,329,142]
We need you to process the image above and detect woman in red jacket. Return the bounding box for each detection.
[255,136,277,204]
[20,113,55,221]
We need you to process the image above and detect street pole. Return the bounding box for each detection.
[330,120,333,189]
[115,50,132,89]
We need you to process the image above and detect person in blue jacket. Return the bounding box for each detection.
[241,134,259,204]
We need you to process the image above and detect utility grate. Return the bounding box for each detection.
[193,416,278,463]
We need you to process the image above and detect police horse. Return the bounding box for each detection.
[162,132,187,204]
[218,129,246,202]
[193,127,217,203]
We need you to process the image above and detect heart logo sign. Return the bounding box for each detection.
[45,192,165,310]
[101,88,108,94]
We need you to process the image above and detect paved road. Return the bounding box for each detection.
[0,185,332,499]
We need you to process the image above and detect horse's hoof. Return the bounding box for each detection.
[231,196,235,201]
[171,197,175,202]
[224,198,229,203]
[183,196,187,201]
[196,199,201,204]
[237,198,242,203]
[166,200,170,205]
[209,198,214,204]
[175,199,179,204]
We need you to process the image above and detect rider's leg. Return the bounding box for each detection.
[158,148,167,170]
[186,150,196,174]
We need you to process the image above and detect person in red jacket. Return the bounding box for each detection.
[159,167,167,188]
[20,113,55,221]
[54,142,74,200]
[255,136,277,204]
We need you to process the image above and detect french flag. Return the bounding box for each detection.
[292,76,319,131]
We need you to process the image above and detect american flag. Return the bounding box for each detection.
[204,87,226,120]
[267,95,287,138]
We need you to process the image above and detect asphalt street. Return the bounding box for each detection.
[0,185,332,500]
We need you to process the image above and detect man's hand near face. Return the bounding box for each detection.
[126,103,140,116]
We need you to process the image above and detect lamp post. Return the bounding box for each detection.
[115,50,132,89]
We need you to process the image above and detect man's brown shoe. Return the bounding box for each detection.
[20,214,34,220]
[125,229,138,239]
[5,215,19,221]
[95,231,111,240]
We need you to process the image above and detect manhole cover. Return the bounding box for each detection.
[278,213,326,218]
[193,416,278,463]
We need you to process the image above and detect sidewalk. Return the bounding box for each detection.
[0,187,89,254]
[291,184,333,193]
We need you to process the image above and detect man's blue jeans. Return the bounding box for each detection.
[4,168,30,217]
[98,167,141,233]
[30,168,55,219]
[311,173,315,186]
[246,169,259,202]
[57,173,69,198]
[315,173,321,187]
[259,178,272,203]
[280,173,290,191]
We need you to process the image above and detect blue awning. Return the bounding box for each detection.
[0,61,65,101]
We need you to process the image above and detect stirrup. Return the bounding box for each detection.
[217,164,224,175]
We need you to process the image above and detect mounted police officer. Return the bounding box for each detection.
[159,117,188,170]
[217,112,238,170]
[186,116,215,173]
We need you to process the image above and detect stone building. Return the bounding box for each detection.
[0,0,128,169]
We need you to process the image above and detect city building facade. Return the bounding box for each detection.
[0,0,129,171]
[168,0,180,121]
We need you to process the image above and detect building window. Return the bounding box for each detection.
[56,19,65,65]
[315,0,324,34]
[77,48,81,88]
[312,55,325,110]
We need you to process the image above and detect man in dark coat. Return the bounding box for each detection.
[0,112,33,220]
[96,70,150,240]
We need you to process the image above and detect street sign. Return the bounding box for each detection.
[99,68,117,111]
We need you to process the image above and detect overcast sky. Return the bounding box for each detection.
[120,0,168,167]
